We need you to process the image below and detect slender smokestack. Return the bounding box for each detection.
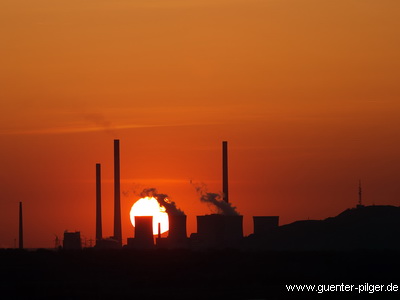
[222,141,229,203]
[96,163,102,241]
[113,139,122,245]
[19,202,23,249]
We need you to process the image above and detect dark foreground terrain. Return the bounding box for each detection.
[1,248,399,300]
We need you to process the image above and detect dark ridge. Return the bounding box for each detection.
[247,205,400,251]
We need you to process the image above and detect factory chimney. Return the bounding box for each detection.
[222,141,229,203]
[19,202,23,249]
[113,139,122,245]
[96,163,102,241]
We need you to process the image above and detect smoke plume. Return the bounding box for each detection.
[140,188,185,216]
[192,182,239,216]
[82,112,118,137]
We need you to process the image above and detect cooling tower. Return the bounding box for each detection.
[196,214,243,247]
[168,215,187,241]
[96,163,102,241]
[223,215,243,241]
[197,215,223,243]
[133,216,154,248]
[222,141,229,203]
[253,216,279,235]
[113,139,122,245]
[19,202,23,249]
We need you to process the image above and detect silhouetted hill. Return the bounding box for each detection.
[247,205,400,250]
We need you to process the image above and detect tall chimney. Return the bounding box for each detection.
[113,139,122,245]
[96,163,102,241]
[19,202,23,249]
[222,141,229,203]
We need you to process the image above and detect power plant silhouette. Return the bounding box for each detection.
[57,139,400,251]
[10,140,400,300]
[87,139,279,250]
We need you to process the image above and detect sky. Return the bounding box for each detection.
[1,0,400,248]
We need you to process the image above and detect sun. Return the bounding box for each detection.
[130,197,169,235]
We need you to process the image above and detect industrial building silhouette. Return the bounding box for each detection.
[10,142,400,300]
[63,231,82,250]
[18,139,398,252]
[90,139,279,250]
[67,138,400,251]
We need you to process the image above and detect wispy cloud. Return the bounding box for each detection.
[0,122,207,136]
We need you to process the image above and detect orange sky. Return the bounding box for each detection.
[1,0,400,248]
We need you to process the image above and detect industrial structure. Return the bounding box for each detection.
[19,202,23,249]
[155,215,189,249]
[222,140,229,203]
[86,139,279,250]
[96,163,102,242]
[191,214,243,248]
[94,139,123,249]
[113,139,122,246]
[357,180,365,209]
[63,231,82,250]
[189,141,244,248]
[19,138,400,251]
[126,216,155,249]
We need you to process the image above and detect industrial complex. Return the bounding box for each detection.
[15,139,400,252]
[77,139,279,251]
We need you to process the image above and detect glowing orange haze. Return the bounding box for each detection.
[0,0,399,248]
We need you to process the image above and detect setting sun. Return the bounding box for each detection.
[130,197,169,235]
